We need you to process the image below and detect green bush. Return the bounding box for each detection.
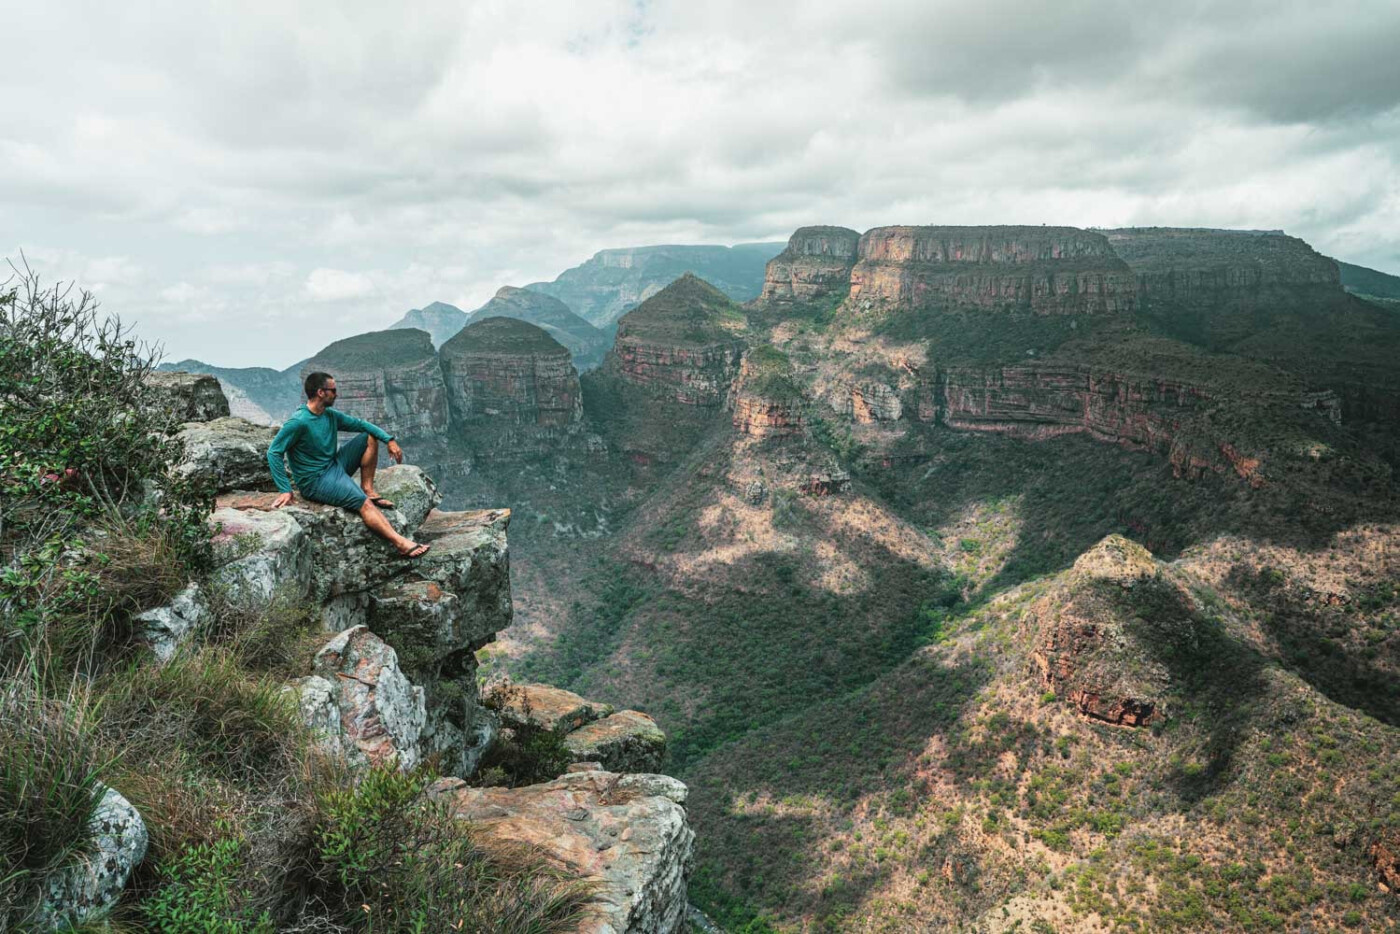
[141,827,274,934]
[0,264,212,670]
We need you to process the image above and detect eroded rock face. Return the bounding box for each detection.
[760,226,862,303]
[37,784,148,930]
[606,274,746,407]
[1105,227,1345,345]
[302,328,450,444]
[439,317,583,456]
[466,287,610,371]
[730,351,804,437]
[175,416,278,494]
[135,583,211,662]
[144,371,231,423]
[495,682,613,734]
[850,226,1136,315]
[564,710,667,774]
[1028,535,1199,727]
[828,379,902,424]
[307,626,427,770]
[431,769,694,934]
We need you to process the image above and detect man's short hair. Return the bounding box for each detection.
[304,371,335,398]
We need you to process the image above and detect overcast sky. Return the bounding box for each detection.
[4,0,1398,368]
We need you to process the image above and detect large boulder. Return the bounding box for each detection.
[144,371,231,423]
[431,769,694,934]
[296,626,427,771]
[494,682,613,734]
[175,416,277,493]
[564,710,667,774]
[36,784,148,930]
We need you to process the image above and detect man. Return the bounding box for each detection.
[266,371,430,559]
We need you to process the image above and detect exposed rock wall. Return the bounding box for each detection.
[760,226,862,303]
[440,318,582,428]
[1104,227,1346,345]
[849,226,1136,314]
[466,287,610,371]
[302,328,450,444]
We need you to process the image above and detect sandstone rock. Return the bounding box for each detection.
[760,226,862,302]
[134,582,211,662]
[174,416,278,493]
[731,349,805,437]
[432,769,694,934]
[829,379,901,423]
[466,286,610,370]
[209,502,311,602]
[144,371,231,423]
[372,465,440,531]
[309,626,426,771]
[564,710,667,774]
[1370,830,1400,892]
[494,682,614,734]
[1105,227,1346,347]
[414,508,512,626]
[302,328,451,445]
[849,225,1136,315]
[37,784,148,930]
[439,317,583,461]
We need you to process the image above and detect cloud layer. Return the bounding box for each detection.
[3,0,1397,366]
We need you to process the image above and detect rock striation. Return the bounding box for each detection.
[606,274,746,407]
[431,769,694,934]
[467,287,610,371]
[849,226,1136,314]
[1104,227,1346,345]
[730,348,805,437]
[301,328,450,444]
[759,226,862,303]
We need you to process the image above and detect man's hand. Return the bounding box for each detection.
[273,492,295,509]
[387,440,404,464]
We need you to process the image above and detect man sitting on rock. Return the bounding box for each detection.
[267,371,430,559]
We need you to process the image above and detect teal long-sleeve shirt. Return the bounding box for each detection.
[266,404,394,493]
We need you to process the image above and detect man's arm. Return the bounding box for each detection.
[267,419,300,505]
[329,408,393,443]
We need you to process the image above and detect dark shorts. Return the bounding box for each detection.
[302,433,370,511]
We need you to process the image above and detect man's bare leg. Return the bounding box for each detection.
[360,435,379,499]
[358,499,423,555]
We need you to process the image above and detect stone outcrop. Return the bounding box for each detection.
[1029,535,1210,727]
[295,626,427,771]
[1105,227,1346,346]
[564,710,667,774]
[388,300,470,347]
[760,226,862,303]
[849,226,1136,314]
[606,274,746,407]
[135,583,211,662]
[528,242,783,327]
[144,371,230,422]
[37,784,148,930]
[159,360,303,425]
[431,769,694,934]
[301,328,450,444]
[174,416,278,493]
[495,682,615,734]
[439,317,583,458]
[828,379,902,424]
[467,287,610,371]
[731,348,805,437]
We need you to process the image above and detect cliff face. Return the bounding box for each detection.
[388,301,469,348]
[608,274,746,407]
[1104,228,1346,345]
[440,317,582,428]
[730,348,804,437]
[466,286,609,371]
[759,226,862,303]
[850,226,1136,314]
[302,328,450,444]
[528,242,783,327]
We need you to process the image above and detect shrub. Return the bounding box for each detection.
[0,262,212,670]
[304,765,593,932]
[141,827,274,934]
[0,679,107,929]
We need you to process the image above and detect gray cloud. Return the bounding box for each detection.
[1,0,1397,367]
